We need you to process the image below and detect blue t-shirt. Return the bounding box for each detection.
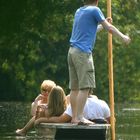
[70,6,105,53]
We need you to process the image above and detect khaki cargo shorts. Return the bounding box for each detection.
[68,47,96,90]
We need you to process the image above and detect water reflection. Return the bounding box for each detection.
[0,102,140,140]
[0,102,31,140]
[116,103,140,140]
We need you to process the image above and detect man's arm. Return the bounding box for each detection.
[101,20,131,44]
[35,113,71,125]
[97,17,112,33]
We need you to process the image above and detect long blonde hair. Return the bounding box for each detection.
[47,86,67,117]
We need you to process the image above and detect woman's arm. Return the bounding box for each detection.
[31,94,45,116]
[34,113,71,125]
[31,100,38,116]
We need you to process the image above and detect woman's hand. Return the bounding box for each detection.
[38,104,47,110]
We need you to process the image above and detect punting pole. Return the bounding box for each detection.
[107,0,115,140]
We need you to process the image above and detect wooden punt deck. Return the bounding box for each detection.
[35,123,111,140]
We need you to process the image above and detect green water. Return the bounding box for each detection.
[116,103,140,140]
[0,102,140,140]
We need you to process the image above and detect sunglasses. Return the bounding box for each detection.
[41,88,49,93]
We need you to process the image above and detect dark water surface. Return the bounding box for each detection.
[0,102,140,140]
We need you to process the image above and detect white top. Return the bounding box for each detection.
[64,97,110,120]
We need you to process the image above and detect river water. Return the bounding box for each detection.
[0,102,140,140]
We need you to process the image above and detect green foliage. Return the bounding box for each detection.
[0,0,140,103]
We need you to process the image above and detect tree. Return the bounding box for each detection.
[0,0,140,102]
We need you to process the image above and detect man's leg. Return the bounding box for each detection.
[76,89,93,123]
[70,88,93,124]
[70,90,78,123]
[77,88,89,120]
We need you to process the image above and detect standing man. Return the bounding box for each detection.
[68,0,131,124]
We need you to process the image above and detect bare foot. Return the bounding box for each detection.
[15,129,26,136]
[71,118,79,124]
[78,117,94,125]
[71,117,94,125]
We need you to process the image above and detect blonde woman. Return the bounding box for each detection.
[16,80,56,136]
[31,80,56,116]
[45,86,67,117]
[16,85,67,136]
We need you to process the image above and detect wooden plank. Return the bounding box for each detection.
[37,123,110,129]
[35,123,111,140]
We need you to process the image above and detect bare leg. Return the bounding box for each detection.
[16,116,35,136]
[71,88,93,124]
[77,89,92,123]
[70,90,78,123]
[77,89,89,119]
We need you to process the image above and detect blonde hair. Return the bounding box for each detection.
[40,80,56,93]
[47,86,67,117]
